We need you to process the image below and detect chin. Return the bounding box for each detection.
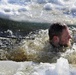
[64,42,71,47]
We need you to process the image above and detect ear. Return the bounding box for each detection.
[53,36,59,43]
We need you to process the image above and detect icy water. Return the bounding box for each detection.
[0,0,76,75]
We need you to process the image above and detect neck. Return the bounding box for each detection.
[50,42,60,48]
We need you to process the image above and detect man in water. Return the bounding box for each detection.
[48,22,72,52]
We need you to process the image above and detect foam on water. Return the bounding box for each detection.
[0,57,75,75]
[0,26,76,75]
[0,0,76,23]
[55,57,70,75]
[0,0,76,75]
[0,27,76,63]
[1,27,75,64]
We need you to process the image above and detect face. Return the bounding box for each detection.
[59,27,71,47]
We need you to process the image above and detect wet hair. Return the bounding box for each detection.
[48,22,67,41]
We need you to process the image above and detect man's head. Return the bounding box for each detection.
[48,23,71,47]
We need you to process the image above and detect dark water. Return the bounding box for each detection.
[0,18,51,37]
[0,18,76,37]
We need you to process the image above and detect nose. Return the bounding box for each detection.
[69,34,72,39]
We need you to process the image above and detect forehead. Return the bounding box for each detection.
[62,27,70,35]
